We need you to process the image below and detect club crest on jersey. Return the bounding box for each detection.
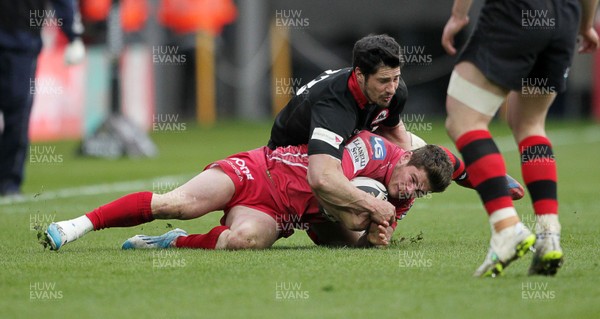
[371,109,389,126]
[346,138,369,173]
[370,136,386,160]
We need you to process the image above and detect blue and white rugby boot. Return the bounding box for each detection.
[122,228,188,250]
[44,223,68,251]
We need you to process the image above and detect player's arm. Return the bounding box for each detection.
[50,0,83,41]
[51,0,85,64]
[442,0,473,55]
[307,154,394,226]
[578,0,600,53]
[376,120,412,151]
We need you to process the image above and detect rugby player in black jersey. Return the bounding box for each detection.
[442,0,599,277]
[268,34,524,238]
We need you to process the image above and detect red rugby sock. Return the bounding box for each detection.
[85,192,154,230]
[175,226,229,249]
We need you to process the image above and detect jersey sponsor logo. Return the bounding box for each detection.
[371,109,389,126]
[346,138,369,173]
[228,157,254,181]
[311,127,343,149]
[370,136,386,160]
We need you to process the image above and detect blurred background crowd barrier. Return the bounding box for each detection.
[30,0,600,143]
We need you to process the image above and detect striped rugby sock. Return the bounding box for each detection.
[519,135,558,216]
[456,130,515,221]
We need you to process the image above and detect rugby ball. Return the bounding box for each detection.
[351,177,388,201]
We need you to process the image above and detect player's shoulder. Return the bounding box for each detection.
[301,67,353,96]
[352,131,395,148]
[346,131,392,159]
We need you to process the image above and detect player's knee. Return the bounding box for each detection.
[444,116,453,132]
[445,116,461,139]
[226,228,270,249]
[507,115,520,133]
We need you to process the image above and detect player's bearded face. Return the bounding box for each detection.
[361,66,401,107]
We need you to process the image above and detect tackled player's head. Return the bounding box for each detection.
[407,145,453,194]
[387,144,452,200]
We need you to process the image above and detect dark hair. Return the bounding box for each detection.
[407,145,453,193]
[352,34,402,78]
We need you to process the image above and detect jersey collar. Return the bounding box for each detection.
[348,70,369,109]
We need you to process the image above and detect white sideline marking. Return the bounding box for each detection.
[2,126,599,208]
[0,174,191,207]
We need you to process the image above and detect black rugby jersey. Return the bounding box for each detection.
[268,67,407,160]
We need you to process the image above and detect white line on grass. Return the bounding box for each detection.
[2,126,599,208]
[0,174,192,207]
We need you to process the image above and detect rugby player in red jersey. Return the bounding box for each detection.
[268,34,523,233]
[43,131,452,251]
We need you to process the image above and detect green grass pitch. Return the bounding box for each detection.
[1,119,599,319]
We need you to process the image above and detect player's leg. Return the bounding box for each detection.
[44,168,234,250]
[0,51,37,196]
[446,61,535,277]
[124,206,280,250]
[214,206,279,249]
[151,168,234,220]
[506,91,563,275]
